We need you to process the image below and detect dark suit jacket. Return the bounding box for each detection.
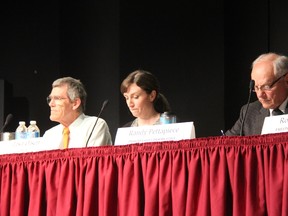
[225,100,270,136]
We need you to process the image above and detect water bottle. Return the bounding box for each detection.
[160,112,177,124]
[15,121,27,140]
[27,120,40,138]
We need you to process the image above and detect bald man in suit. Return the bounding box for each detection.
[226,52,288,136]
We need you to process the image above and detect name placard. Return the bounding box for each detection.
[261,114,288,134]
[0,137,58,155]
[114,122,195,145]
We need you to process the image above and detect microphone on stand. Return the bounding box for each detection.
[85,99,109,147]
[0,114,13,133]
[240,80,255,136]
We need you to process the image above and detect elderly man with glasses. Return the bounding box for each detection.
[226,52,288,136]
[43,77,112,148]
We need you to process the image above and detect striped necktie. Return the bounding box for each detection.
[62,127,70,149]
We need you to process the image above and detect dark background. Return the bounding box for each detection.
[0,1,287,141]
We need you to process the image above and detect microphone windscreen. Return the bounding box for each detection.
[0,113,13,133]
[249,80,255,90]
[5,114,13,125]
[102,100,109,109]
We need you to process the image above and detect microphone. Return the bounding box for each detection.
[85,99,109,147]
[240,80,255,136]
[0,113,13,133]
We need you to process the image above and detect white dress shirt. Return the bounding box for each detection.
[43,113,112,149]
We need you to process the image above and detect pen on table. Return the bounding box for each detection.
[220,130,226,136]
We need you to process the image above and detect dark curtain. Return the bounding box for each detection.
[0,133,287,215]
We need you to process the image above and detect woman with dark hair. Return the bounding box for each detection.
[120,69,171,127]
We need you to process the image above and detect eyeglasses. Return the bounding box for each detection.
[46,96,68,104]
[253,73,287,92]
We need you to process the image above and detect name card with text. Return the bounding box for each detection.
[0,137,59,155]
[114,122,195,145]
[261,114,288,134]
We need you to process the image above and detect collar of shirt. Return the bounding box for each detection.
[62,113,85,131]
[131,117,161,127]
[269,97,288,116]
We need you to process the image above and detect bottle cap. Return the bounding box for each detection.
[30,120,36,124]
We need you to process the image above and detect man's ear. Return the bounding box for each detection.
[72,98,81,110]
[285,73,288,82]
[283,74,288,87]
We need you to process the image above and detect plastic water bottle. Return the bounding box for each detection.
[160,112,177,124]
[27,120,40,138]
[15,121,27,140]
